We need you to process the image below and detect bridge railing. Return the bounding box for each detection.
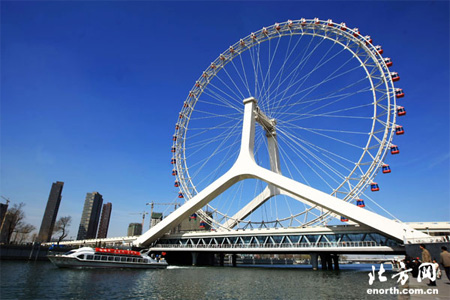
[154,241,379,249]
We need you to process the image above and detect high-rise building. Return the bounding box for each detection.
[150,212,163,228]
[77,192,103,240]
[127,223,142,236]
[97,202,112,238]
[37,181,64,242]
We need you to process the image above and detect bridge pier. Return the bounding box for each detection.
[191,252,198,266]
[219,253,224,266]
[332,254,339,270]
[231,254,237,267]
[310,253,319,270]
[319,254,334,270]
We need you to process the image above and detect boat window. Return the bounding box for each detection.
[87,255,93,260]
[114,257,120,262]
[121,257,127,262]
[64,251,76,255]
[101,256,107,261]
[127,258,132,262]
[94,255,101,260]
[77,254,85,259]
[108,256,114,261]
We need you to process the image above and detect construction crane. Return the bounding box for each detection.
[146,202,179,229]
[129,211,148,229]
[1,196,10,205]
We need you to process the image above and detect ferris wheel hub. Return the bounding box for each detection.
[244,97,277,135]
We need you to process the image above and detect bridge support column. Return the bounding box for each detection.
[332,254,339,271]
[320,254,333,270]
[219,253,224,266]
[310,253,318,270]
[191,252,198,266]
[231,254,237,267]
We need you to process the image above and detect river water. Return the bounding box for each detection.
[1,261,398,299]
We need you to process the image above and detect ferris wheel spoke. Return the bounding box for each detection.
[276,60,362,117]
[267,34,302,114]
[280,126,359,172]
[271,35,328,109]
[277,132,338,191]
[271,76,370,115]
[214,68,247,102]
[279,42,346,104]
[201,89,242,113]
[233,55,252,96]
[204,82,244,110]
[270,39,346,111]
[279,131,348,187]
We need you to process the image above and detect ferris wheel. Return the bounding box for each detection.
[170,18,405,230]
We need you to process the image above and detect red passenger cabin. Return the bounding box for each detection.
[178,193,184,198]
[375,45,383,54]
[395,88,405,98]
[397,106,406,116]
[341,216,349,222]
[171,159,176,164]
[370,182,380,192]
[395,125,405,135]
[382,164,391,174]
[384,57,393,67]
[390,145,400,155]
[356,199,365,208]
[172,169,177,176]
[174,181,179,187]
[391,72,400,82]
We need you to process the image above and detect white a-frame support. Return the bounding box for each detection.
[134,97,429,247]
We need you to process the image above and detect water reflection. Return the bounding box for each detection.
[1,262,397,299]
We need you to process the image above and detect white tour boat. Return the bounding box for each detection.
[48,247,168,269]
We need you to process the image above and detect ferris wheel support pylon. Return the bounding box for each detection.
[134,97,428,247]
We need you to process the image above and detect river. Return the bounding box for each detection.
[1,261,398,299]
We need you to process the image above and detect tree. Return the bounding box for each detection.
[53,216,72,244]
[10,223,36,244]
[1,202,27,244]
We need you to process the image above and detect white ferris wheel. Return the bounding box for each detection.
[170,18,406,231]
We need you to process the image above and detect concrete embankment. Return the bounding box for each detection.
[0,244,50,261]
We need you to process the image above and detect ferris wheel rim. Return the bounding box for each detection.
[172,18,398,229]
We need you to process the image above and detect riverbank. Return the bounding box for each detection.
[0,244,49,261]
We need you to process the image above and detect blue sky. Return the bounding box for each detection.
[1,1,449,239]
